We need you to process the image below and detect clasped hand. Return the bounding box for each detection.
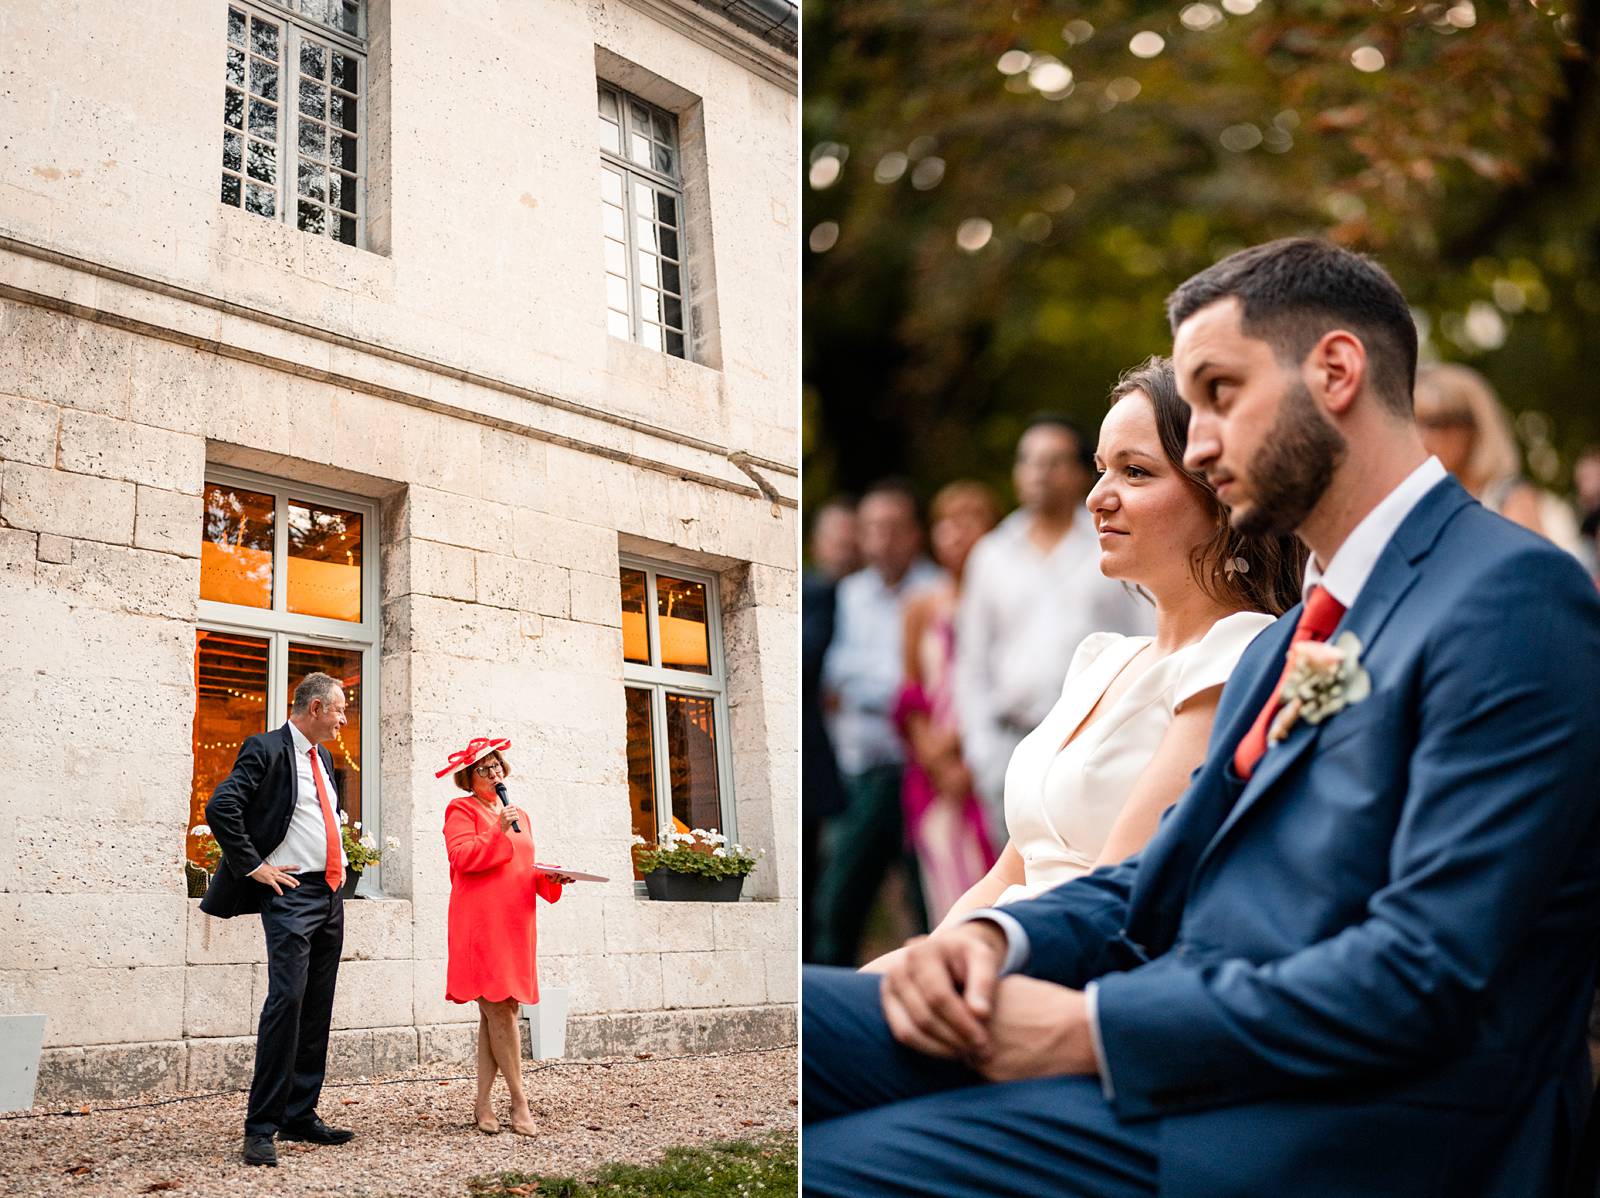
[879,923,1098,1082]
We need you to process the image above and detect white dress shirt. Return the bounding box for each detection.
[971,457,1450,1094]
[954,510,1154,827]
[821,559,945,776]
[265,721,349,873]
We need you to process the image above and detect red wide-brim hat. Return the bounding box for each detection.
[435,736,511,779]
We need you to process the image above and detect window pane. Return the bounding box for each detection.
[221,174,242,207]
[661,260,680,294]
[246,138,277,184]
[636,219,657,253]
[330,51,357,92]
[298,161,327,201]
[190,630,269,869]
[331,170,357,213]
[639,322,663,351]
[337,213,357,244]
[652,144,675,175]
[251,58,278,102]
[602,204,624,241]
[228,8,247,46]
[605,273,629,313]
[637,286,661,323]
[656,576,711,673]
[652,111,674,146]
[299,119,326,158]
[598,116,620,155]
[607,309,631,338]
[655,192,677,226]
[245,183,277,217]
[287,499,362,621]
[628,132,651,168]
[620,567,651,664]
[298,200,326,234]
[301,40,327,81]
[330,90,357,132]
[600,167,622,206]
[665,693,720,833]
[659,227,679,259]
[299,79,326,119]
[625,687,657,878]
[598,86,619,120]
[286,642,363,826]
[334,134,358,171]
[603,238,626,275]
[666,329,686,359]
[223,131,243,173]
[250,16,279,60]
[637,252,660,288]
[227,47,246,88]
[224,88,244,130]
[663,294,683,331]
[201,482,274,607]
[630,102,651,135]
[248,98,276,140]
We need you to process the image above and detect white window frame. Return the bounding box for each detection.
[221,0,368,248]
[621,556,737,874]
[197,465,382,892]
[599,84,693,360]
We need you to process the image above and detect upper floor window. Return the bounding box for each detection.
[221,1,366,246]
[599,84,689,359]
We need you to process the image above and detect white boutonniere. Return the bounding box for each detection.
[1268,631,1371,745]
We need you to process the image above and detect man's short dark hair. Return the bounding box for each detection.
[1165,238,1418,416]
[1020,413,1094,472]
[860,477,922,524]
[291,672,343,714]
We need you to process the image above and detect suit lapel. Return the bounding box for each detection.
[1190,475,1473,875]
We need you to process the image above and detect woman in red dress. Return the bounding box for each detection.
[438,738,570,1136]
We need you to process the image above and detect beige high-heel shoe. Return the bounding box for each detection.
[475,1107,501,1135]
[508,1117,537,1137]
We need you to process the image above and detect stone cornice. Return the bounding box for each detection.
[0,234,797,509]
[617,0,797,93]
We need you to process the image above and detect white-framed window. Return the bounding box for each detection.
[620,556,735,878]
[220,0,367,246]
[599,84,690,359]
[188,466,380,889]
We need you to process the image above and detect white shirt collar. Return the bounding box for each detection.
[1304,457,1448,608]
[286,720,312,756]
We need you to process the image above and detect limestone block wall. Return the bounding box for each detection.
[0,295,798,1101]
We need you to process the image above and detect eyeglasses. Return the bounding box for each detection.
[472,761,504,777]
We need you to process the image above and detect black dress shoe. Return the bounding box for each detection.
[242,1134,277,1166]
[278,1115,355,1145]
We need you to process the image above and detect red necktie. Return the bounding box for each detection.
[309,748,344,891]
[1233,585,1347,779]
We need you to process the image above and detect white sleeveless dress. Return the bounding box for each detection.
[994,610,1275,906]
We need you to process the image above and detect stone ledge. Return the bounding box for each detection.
[33,1004,795,1102]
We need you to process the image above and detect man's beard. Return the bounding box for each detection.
[1229,380,1347,538]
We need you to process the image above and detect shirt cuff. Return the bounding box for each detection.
[959,908,1029,975]
[1085,980,1115,1100]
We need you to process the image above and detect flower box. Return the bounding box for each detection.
[642,868,744,903]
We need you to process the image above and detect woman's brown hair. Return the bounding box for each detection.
[1108,356,1305,617]
[453,750,511,795]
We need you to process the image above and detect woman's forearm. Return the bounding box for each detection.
[933,841,1026,931]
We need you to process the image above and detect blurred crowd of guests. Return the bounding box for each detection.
[801,362,1600,967]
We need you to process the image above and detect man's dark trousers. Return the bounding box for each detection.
[244,875,344,1137]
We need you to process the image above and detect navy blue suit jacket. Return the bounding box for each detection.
[199,725,341,919]
[1005,476,1600,1197]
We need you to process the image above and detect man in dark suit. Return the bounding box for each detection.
[803,239,1600,1197]
[202,671,356,1167]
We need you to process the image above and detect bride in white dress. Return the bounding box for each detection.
[866,357,1303,965]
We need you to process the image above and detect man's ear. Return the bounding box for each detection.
[1309,330,1367,416]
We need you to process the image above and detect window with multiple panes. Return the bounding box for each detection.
[189,467,379,887]
[599,85,690,359]
[620,558,734,877]
[221,1,366,245]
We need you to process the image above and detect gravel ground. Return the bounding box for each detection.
[0,1047,798,1198]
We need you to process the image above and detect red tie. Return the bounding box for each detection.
[1233,585,1347,779]
[309,748,344,891]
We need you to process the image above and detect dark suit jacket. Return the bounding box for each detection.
[200,724,341,919]
[803,572,849,824]
[1006,476,1600,1198]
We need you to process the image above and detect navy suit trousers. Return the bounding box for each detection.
[803,966,1157,1198]
[244,876,344,1136]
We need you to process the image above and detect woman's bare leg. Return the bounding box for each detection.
[483,1000,532,1127]
[474,1003,499,1127]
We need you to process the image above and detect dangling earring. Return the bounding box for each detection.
[1223,555,1250,580]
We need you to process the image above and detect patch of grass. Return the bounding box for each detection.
[467,1132,797,1197]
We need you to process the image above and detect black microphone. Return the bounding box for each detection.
[494,782,521,833]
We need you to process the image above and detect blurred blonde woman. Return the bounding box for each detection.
[1414,364,1582,553]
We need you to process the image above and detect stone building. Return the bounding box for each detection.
[0,0,799,1101]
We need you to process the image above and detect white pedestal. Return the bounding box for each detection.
[0,1015,46,1112]
[521,987,569,1060]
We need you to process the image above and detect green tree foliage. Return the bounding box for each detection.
[804,0,1600,504]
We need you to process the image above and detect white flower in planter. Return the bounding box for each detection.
[190,824,211,837]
